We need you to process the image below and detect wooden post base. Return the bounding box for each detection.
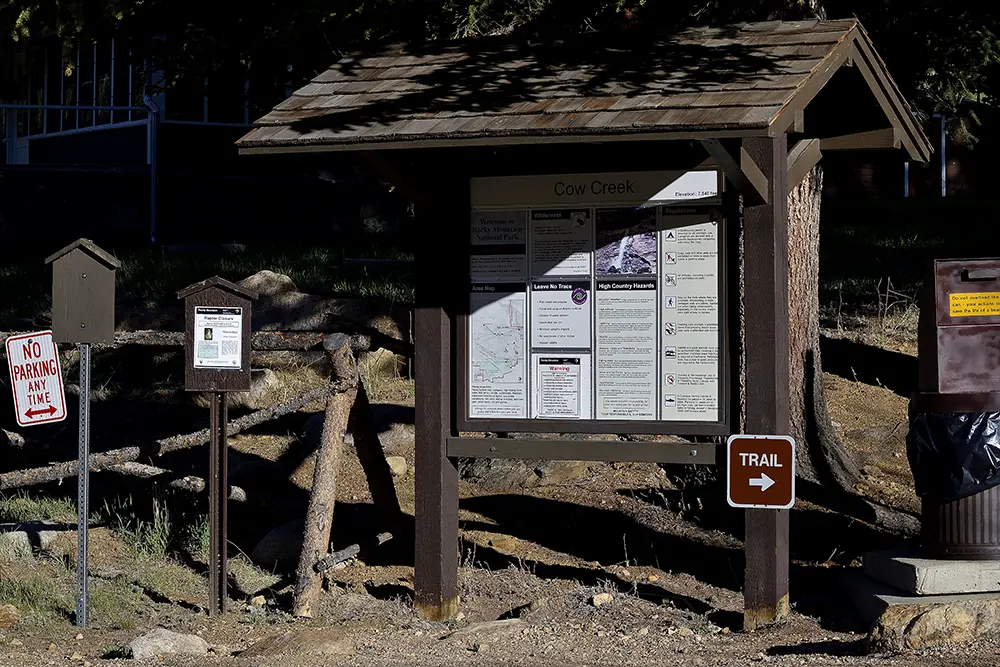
[414,595,460,623]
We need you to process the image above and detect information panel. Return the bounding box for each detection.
[468,170,723,424]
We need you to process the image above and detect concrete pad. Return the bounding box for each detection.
[842,571,1000,652]
[864,547,1000,595]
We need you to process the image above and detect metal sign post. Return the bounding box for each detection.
[45,238,120,628]
[177,277,256,616]
[77,342,91,625]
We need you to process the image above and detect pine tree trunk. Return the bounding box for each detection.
[786,166,861,492]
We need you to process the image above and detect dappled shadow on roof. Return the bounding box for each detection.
[245,21,857,145]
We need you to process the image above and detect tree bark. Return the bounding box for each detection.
[787,165,861,492]
[292,334,359,618]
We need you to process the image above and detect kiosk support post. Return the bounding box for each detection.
[741,134,791,631]
[413,199,460,622]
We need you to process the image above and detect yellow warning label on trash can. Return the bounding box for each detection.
[950,292,1000,316]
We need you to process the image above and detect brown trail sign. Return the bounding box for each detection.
[727,435,796,510]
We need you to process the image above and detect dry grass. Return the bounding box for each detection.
[0,559,74,626]
[0,493,76,525]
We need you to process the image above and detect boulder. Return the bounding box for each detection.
[237,271,405,341]
[0,604,20,629]
[127,628,208,660]
[869,598,1000,652]
[251,519,305,572]
[459,458,589,490]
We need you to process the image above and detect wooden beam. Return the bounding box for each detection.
[849,37,927,161]
[768,37,853,136]
[820,128,899,151]
[787,139,822,193]
[700,139,768,206]
[792,109,805,133]
[412,180,460,623]
[742,135,791,632]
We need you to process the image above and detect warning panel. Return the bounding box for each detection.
[5,330,67,427]
[949,292,1000,317]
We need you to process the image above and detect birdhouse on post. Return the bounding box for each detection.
[45,239,120,344]
[177,276,257,393]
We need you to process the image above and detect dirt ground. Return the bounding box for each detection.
[0,340,989,667]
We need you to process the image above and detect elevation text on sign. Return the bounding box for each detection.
[5,330,67,427]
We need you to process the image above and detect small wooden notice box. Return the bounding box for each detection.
[177,277,257,392]
[45,239,120,345]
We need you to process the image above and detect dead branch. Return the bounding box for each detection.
[0,386,327,491]
[315,532,393,573]
[105,462,247,502]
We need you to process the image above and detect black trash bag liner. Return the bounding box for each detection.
[907,411,1000,503]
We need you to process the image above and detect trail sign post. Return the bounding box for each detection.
[45,238,120,629]
[726,435,796,510]
[177,277,256,616]
[5,331,67,427]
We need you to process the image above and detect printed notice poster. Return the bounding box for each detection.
[530,281,591,349]
[470,210,527,282]
[530,210,592,277]
[469,285,528,418]
[595,280,658,420]
[660,211,720,421]
[532,355,592,419]
[193,307,243,369]
[595,207,657,276]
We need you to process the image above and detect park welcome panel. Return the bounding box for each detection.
[457,169,731,436]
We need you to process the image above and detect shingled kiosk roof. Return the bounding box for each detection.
[237,18,931,161]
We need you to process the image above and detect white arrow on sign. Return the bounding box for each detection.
[749,473,775,492]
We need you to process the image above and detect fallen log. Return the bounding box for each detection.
[293,333,358,618]
[0,329,413,357]
[0,386,327,491]
[105,462,248,502]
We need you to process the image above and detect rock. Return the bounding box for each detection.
[10,638,22,646]
[251,519,305,572]
[70,651,83,660]
[0,531,32,561]
[386,456,408,477]
[0,604,20,629]
[250,595,266,608]
[677,627,695,637]
[127,628,209,660]
[47,642,56,651]
[238,271,406,344]
[75,633,83,640]
[240,628,354,658]
[459,458,590,490]
[591,593,614,607]
[869,598,1000,652]
[455,612,466,622]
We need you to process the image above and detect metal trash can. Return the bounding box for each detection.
[909,259,1000,560]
